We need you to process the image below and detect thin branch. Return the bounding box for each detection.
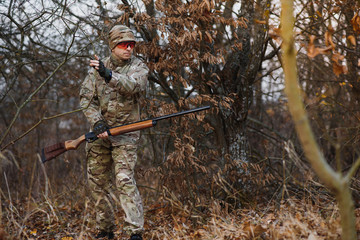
[345,157,360,182]
[0,26,78,147]
[0,107,85,151]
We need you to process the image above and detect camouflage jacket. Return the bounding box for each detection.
[80,55,148,145]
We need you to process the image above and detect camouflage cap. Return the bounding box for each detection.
[109,25,136,49]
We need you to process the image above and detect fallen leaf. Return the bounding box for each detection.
[30,229,37,236]
[243,222,266,238]
[61,237,74,240]
[308,233,318,240]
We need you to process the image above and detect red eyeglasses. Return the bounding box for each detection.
[116,41,136,50]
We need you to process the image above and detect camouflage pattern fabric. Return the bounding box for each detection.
[86,140,144,234]
[108,25,136,49]
[80,54,148,234]
[80,55,148,145]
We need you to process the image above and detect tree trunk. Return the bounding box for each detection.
[217,0,270,163]
[281,0,358,239]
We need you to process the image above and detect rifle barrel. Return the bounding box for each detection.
[152,105,210,122]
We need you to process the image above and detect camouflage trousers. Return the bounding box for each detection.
[86,139,144,235]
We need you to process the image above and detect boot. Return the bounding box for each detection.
[95,231,114,239]
[130,234,142,240]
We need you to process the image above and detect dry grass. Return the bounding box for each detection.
[0,161,356,240]
[0,185,358,240]
[142,195,345,240]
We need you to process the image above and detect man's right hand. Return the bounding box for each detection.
[93,120,109,139]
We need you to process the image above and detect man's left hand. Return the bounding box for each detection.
[90,55,112,83]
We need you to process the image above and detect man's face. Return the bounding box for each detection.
[112,41,135,61]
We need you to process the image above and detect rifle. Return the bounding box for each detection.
[41,105,210,163]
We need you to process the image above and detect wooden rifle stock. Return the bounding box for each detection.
[41,106,210,163]
[109,120,155,136]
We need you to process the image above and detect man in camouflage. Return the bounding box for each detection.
[80,25,148,240]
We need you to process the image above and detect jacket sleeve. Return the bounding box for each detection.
[107,60,148,95]
[79,70,103,127]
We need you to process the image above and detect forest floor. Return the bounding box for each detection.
[1,189,358,240]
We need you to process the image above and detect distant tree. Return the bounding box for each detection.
[0,0,98,196]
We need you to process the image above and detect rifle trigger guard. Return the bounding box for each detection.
[85,132,98,143]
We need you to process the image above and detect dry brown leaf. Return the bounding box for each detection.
[331,52,346,77]
[269,27,281,43]
[332,61,348,77]
[325,29,336,49]
[351,13,360,34]
[243,222,267,238]
[307,35,320,58]
[205,31,213,43]
[255,19,267,24]
[348,35,356,46]
[331,52,345,63]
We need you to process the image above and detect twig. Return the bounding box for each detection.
[27,158,37,212]
[38,154,51,197]
[0,108,86,151]
[345,157,360,182]
[0,46,72,147]
[78,198,90,239]
[4,172,28,238]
